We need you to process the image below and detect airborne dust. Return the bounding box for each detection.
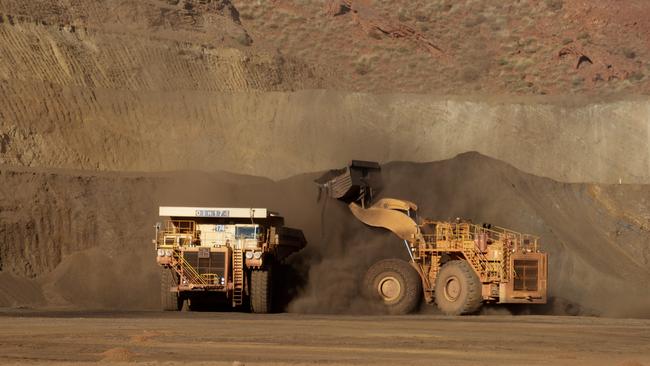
[1,153,649,317]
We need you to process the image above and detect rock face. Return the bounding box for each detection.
[2,0,650,95]
[0,0,245,34]
[1,1,648,183]
[1,85,649,183]
[236,0,650,95]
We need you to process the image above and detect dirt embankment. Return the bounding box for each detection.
[0,153,648,317]
[3,0,650,96]
[236,0,650,95]
[0,0,250,47]
[0,1,321,174]
[2,86,650,183]
[1,1,649,185]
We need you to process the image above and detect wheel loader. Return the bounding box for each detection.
[153,207,306,313]
[316,161,548,315]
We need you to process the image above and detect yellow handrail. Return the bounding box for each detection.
[174,252,207,286]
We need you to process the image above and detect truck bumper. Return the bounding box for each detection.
[173,285,227,292]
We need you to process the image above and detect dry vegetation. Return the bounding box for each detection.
[234,0,649,95]
[0,0,647,95]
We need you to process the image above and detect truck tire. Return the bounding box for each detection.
[250,269,272,313]
[363,259,422,315]
[434,260,482,315]
[161,268,182,311]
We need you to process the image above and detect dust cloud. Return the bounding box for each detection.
[0,153,649,318]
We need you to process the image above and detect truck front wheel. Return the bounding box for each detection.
[250,269,272,313]
[161,268,182,311]
[363,259,422,315]
[434,260,482,315]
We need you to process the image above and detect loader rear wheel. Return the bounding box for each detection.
[161,268,182,311]
[434,260,482,315]
[363,259,422,315]
[250,269,272,313]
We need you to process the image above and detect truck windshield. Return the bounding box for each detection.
[235,226,257,239]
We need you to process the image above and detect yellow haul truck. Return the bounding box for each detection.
[316,161,548,315]
[154,207,306,313]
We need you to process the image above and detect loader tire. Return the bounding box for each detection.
[251,269,272,313]
[161,268,182,311]
[434,260,482,315]
[363,259,422,315]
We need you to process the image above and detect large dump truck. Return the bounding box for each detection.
[317,161,548,315]
[154,207,306,313]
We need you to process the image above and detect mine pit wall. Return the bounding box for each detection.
[1,86,649,183]
[0,12,649,316]
[0,20,648,184]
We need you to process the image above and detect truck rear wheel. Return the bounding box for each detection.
[250,269,272,313]
[161,268,182,311]
[434,260,482,315]
[363,259,422,315]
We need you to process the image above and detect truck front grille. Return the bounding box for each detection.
[513,260,538,291]
[182,251,226,278]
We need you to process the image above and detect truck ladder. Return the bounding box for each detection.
[232,249,244,307]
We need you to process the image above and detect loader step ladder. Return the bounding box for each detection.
[462,244,500,281]
[232,249,244,307]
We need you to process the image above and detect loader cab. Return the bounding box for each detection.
[407,208,418,221]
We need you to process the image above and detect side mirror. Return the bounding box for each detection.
[154,222,161,230]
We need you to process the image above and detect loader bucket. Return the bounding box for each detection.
[315,160,382,205]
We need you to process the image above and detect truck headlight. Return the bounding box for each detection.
[245,251,254,259]
[164,249,173,257]
[253,251,262,259]
[157,249,165,257]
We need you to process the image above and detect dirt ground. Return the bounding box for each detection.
[0,310,648,366]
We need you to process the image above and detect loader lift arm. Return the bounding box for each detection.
[348,198,421,242]
[316,160,421,242]
[316,165,433,300]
